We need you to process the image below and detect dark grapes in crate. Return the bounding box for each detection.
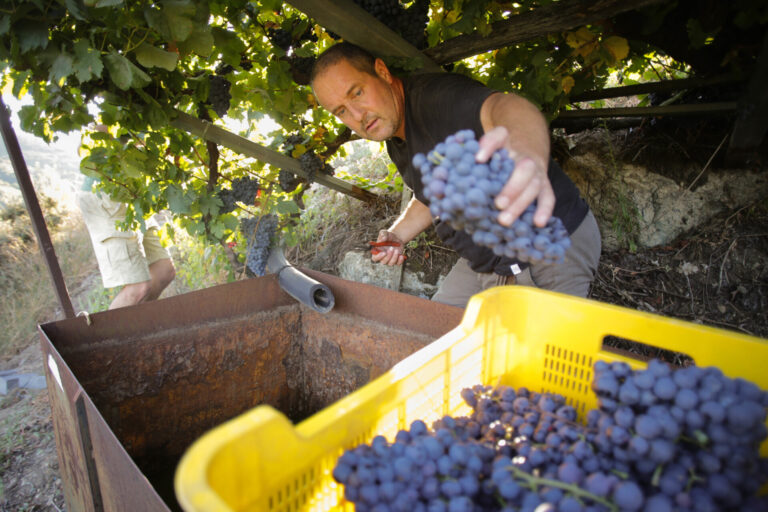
[333,360,768,511]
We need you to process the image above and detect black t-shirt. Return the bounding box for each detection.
[386,73,589,275]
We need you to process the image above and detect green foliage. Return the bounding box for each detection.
[171,232,235,291]
[0,0,762,257]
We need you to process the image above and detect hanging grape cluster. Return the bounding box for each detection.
[267,27,293,51]
[334,359,768,511]
[414,130,571,265]
[207,75,232,117]
[278,133,308,193]
[267,22,318,52]
[240,214,278,277]
[352,0,429,49]
[288,55,316,86]
[216,176,260,213]
[299,150,335,179]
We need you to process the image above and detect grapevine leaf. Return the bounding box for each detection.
[198,193,220,216]
[164,7,195,42]
[132,200,147,232]
[144,7,172,41]
[177,27,214,57]
[128,60,152,88]
[0,16,10,35]
[449,0,484,35]
[210,219,226,238]
[223,215,239,231]
[120,148,146,178]
[73,40,104,82]
[261,0,282,11]
[104,51,134,90]
[95,0,124,7]
[64,0,88,20]
[11,70,31,97]
[212,27,246,65]
[566,27,598,55]
[274,198,299,214]
[17,105,40,132]
[146,103,169,129]
[16,21,49,54]
[187,220,204,236]
[561,76,575,94]
[532,50,549,68]
[166,184,192,214]
[49,52,74,84]
[134,43,179,71]
[603,36,629,63]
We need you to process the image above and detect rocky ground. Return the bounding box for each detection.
[1,122,766,511]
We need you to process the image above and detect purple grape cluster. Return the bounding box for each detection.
[352,0,429,49]
[589,360,768,511]
[217,176,260,213]
[207,75,231,117]
[231,176,260,203]
[267,27,292,51]
[333,360,768,511]
[299,150,334,179]
[240,214,278,277]
[413,130,571,265]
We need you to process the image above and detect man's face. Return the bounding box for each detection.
[312,59,403,141]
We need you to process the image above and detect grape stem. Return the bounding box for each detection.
[507,465,619,511]
[428,152,445,165]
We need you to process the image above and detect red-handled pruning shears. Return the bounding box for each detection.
[368,240,406,259]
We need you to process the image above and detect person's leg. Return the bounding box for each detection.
[431,258,482,307]
[431,258,506,308]
[141,227,176,301]
[144,258,175,301]
[109,280,152,309]
[516,210,602,297]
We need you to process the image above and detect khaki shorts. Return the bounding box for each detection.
[431,210,602,308]
[77,190,171,288]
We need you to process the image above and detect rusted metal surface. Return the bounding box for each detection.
[39,272,463,511]
[0,96,75,318]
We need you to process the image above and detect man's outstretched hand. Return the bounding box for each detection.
[371,230,406,266]
[475,126,555,228]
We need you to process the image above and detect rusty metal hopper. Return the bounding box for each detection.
[38,270,462,512]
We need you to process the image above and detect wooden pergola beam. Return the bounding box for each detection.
[288,0,443,73]
[423,0,668,65]
[556,102,737,120]
[171,111,380,204]
[570,74,744,103]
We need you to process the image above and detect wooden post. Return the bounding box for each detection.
[728,32,768,158]
[0,96,75,319]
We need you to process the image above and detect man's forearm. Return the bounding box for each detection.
[388,196,434,242]
[479,92,550,167]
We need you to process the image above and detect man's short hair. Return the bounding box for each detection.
[310,42,377,86]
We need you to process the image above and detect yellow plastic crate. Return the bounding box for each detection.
[175,286,768,512]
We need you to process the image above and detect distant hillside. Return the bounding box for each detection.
[0,100,82,209]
